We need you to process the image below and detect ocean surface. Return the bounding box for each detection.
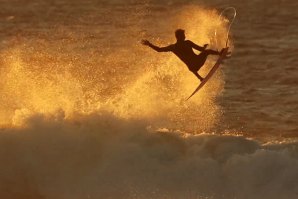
[0,0,297,198]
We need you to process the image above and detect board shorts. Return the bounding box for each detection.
[188,51,209,72]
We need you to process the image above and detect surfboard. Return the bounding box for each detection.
[186,47,229,100]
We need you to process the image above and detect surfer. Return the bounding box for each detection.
[141,29,229,81]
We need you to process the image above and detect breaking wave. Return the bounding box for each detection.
[0,1,297,199]
[0,113,298,199]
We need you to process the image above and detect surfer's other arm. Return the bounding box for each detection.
[141,40,172,52]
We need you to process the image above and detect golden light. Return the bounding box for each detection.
[0,6,232,132]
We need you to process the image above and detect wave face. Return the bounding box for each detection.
[1,114,298,199]
[0,0,297,198]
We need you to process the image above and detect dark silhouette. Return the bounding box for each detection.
[142,29,229,81]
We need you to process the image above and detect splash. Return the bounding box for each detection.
[0,2,297,199]
[0,5,232,132]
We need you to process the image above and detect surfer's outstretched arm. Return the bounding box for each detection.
[141,40,173,52]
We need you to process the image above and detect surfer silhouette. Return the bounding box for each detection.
[142,29,229,81]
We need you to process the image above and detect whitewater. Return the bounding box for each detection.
[0,0,297,198]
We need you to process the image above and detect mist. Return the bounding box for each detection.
[0,112,297,198]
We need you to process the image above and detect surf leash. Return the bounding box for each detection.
[215,7,237,48]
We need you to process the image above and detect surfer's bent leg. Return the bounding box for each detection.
[205,49,220,55]
[191,71,204,82]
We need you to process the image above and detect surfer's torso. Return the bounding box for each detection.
[169,40,205,71]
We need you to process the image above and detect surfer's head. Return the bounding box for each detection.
[175,29,185,41]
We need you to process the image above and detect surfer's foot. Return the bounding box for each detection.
[219,47,229,55]
[219,48,225,55]
[220,48,232,59]
[191,71,204,82]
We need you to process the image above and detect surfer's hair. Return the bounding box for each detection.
[175,29,185,41]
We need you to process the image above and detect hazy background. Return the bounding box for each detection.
[0,0,297,198]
